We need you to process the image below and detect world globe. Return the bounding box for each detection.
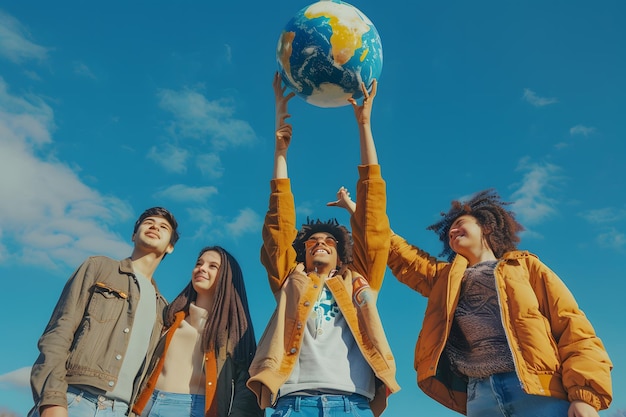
[276,0,383,108]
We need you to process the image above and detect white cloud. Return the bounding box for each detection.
[225,208,261,237]
[147,143,189,173]
[511,158,561,224]
[554,142,569,150]
[596,228,626,250]
[73,61,96,79]
[0,10,49,63]
[522,88,558,107]
[580,207,626,224]
[0,78,53,146]
[0,78,133,269]
[0,366,31,388]
[154,184,218,203]
[224,44,232,64]
[196,152,224,179]
[157,87,256,149]
[569,124,596,136]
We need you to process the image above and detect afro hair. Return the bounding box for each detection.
[293,217,353,266]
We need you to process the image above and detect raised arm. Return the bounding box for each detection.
[261,73,299,293]
[348,80,378,165]
[273,72,295,179]
[346,81,390,289]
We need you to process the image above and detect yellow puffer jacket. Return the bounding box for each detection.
[387,234,612,414]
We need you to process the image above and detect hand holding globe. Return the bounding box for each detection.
[276,0,383,108]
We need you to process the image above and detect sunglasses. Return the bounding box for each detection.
[304,236,338,248]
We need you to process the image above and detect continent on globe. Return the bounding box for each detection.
[277,0,383,108]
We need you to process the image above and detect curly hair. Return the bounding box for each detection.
[427,189,524,262]
[293,217,353,267]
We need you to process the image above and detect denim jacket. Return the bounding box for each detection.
[30,256,167,412]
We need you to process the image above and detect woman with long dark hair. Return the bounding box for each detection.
[133,246,262,417]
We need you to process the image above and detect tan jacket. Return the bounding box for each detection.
[30,256,166,412]
[247,165,400,417]
[388,234,613,414]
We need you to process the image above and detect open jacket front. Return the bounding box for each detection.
[387,234,613,414]
[133,311,262,417]
[247,165,400,417]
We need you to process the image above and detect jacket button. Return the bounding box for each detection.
[290,348,297,354]
[123,328,130,333]
[303,301,310,307]
[297,322,302,329]
[108,381,114,387]
[313,284,318,288]
[115,354,122,360]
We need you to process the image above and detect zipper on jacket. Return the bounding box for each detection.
[493,261,525,391]
[228,379,234,415]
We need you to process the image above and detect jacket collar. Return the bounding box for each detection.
[120,257,134,274]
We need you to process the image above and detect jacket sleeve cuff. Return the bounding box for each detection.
[568,387,602,410]
[357,164,381,179]
[270,178,291,192]
[40,390,70,410]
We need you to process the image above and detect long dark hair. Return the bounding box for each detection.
[164,246,256,364]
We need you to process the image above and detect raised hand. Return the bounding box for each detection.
[273,73,295,179]
[274,72,296,153]
[327,186,356,215]
[348,79,377,127]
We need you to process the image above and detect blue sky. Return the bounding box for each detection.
[1,1,625,416]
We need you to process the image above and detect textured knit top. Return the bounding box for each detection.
[444,260,516,378]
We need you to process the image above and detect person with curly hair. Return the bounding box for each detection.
[332,189,613,417]
[132,246,262,417]
[246,73,400,417]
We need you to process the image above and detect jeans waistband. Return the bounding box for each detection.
[277,393,369,412]
[152,389,206,400]
[67,386,129,410]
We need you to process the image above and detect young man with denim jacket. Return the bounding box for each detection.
[29,207,179,417]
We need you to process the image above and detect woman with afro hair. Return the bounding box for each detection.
[246,74,400,417]
[333,188,612,417]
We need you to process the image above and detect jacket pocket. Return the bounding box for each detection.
[87,282,128,323]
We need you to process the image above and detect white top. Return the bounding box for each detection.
[155,302,209,394]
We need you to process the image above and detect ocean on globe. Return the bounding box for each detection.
[277,0,383,108]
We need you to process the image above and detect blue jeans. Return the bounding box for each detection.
[29,386,129,417]
[271,394,374,417]
[467,372,570,417]
[140,389,205,417]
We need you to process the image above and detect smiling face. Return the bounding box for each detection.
[192,250,221,296]
[304,232,339,274]
[132,216,174,257]
[448,214,496,265]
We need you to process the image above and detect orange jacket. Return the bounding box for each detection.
[247,165,400,417]
[133,311,262,417]
[387,234,612,414]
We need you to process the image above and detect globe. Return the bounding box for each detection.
[276,0,383,108]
